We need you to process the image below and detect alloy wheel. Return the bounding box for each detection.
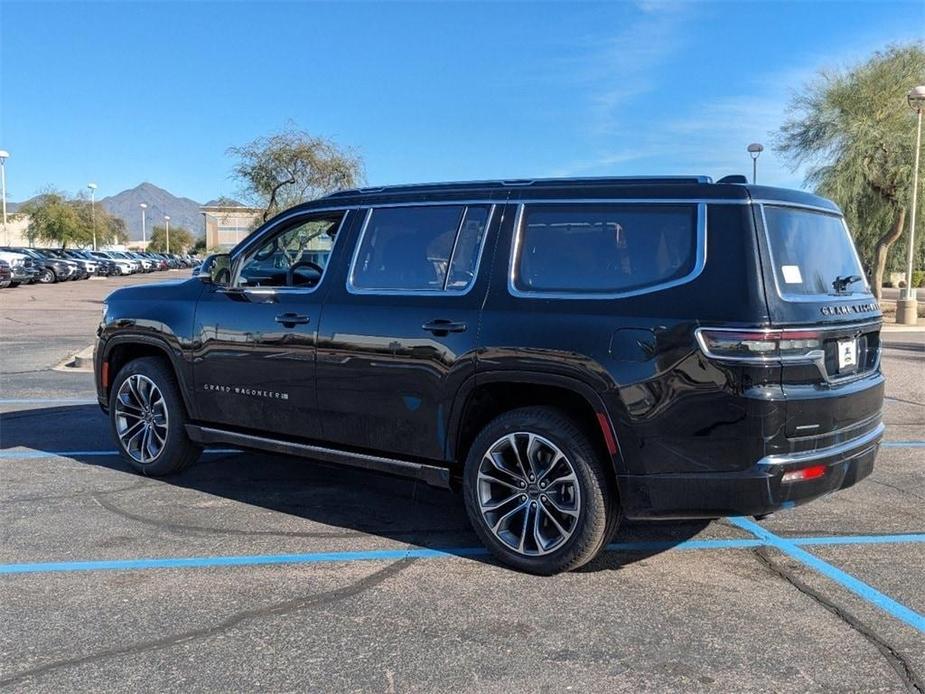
[114,374,169,464]
[476,432,581,556]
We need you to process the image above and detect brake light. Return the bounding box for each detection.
[696,329,823,362]
[781,464,827,483]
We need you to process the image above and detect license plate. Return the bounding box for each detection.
[837,338,857,370]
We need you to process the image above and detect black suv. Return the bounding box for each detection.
[94,176,884,574]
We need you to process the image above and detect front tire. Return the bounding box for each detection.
[462,406,618,575]
[38,268,56,284]
[109,357,202,476]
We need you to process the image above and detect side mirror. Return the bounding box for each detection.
[196,253,232,286]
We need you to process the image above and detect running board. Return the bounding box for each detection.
[185,424,451,489]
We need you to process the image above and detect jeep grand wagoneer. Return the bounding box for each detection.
[95,176,883,573]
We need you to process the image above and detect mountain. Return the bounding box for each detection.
[99,182,204,241]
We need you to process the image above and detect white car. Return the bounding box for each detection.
[92,251,136,275]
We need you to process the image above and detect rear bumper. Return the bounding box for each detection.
[619,422,882,519]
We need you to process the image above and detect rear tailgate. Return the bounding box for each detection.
[756,202,884,442]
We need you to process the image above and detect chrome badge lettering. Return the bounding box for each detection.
[820,301,879,316]
[203,383,289,400]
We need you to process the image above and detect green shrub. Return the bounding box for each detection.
[914,270,925,288]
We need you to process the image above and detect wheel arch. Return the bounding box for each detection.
[102,335,196,417]
[448,371,625,489]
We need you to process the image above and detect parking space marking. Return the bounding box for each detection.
[882,441,925,448]
[0,399,98,405]
[0,533,922,577]
[730,517,925,634]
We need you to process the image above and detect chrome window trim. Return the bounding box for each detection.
[759,204,873,304]
[231,209,350,295]
[507,201,707,300]
[346,204,496,296]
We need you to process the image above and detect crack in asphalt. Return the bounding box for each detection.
[90,487,474,542]
[868,479,925,504]
[3,480,151,505]
[0,557,416,689]
[752,547,924,693]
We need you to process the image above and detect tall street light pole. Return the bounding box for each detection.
[164,215,170,254]
[88,183,98,250]
[747,143,764,184]
[0,150,9,245]
[898,86,925,326]
[139,203,148,247]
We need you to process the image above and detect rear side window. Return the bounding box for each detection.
[763,205,868,297]
[350,205,492,292]
[512,204,700,296]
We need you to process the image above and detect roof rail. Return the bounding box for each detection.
[325,175,713,198]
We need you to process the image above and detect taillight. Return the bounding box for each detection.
[696,328,823,362]
[781,464,827,483]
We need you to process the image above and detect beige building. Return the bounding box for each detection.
[201,203,262,251]
[2,215,32,246]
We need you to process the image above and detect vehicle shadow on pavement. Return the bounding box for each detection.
[2,404,709,573]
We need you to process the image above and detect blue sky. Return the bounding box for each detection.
[1,1,922,203]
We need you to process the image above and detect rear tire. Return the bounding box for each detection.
[38,268,56,284]
[109,357,202,476]
[462,406,619,575]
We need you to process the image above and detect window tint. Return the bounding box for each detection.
[351,205,491,292]
[237,214,342,288]
[763,206,868,297]
[513,204,699,295]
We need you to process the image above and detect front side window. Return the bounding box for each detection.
[350,205,492,292]
[237,213,343,289]
[512,204,699,295]
[763,205,869,297]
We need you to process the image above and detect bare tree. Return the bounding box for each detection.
[228,125,365,222]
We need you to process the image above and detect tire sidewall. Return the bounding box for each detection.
[462,407,612,574]
[109,357,198,476]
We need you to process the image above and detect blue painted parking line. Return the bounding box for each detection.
[0,532,923,577]
[0,398,98,405]
[792,533,925,546]
[0,449,241,459]
[882,441,925,448]
[730,516,925,634]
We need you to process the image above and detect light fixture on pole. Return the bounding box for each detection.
[139,203,148,246]
[0,150,9,245]
[747,143,764,184]
[164,215,170,254]
[898,85,925,326]
[88,183,98,250]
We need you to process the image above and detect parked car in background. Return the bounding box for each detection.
[0,259,11,288]
[0,248,38,286]
[38,249,92,279]
[92,251,138,275]
[126,252,156,272]
[65,249,115,276]
[7,248,78,283]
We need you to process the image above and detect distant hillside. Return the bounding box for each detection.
[99,182,204,241]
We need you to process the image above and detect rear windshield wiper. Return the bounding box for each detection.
[832,274,862,294]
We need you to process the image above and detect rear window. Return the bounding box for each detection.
[512,204,700,295]
[763,206,868,297]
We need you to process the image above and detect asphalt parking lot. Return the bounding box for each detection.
[1,274,923,692]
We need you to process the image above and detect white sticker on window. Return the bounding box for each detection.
[781,265,803,284]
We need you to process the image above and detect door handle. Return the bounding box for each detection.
[275,312,310,327]
[422,319,467,335]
